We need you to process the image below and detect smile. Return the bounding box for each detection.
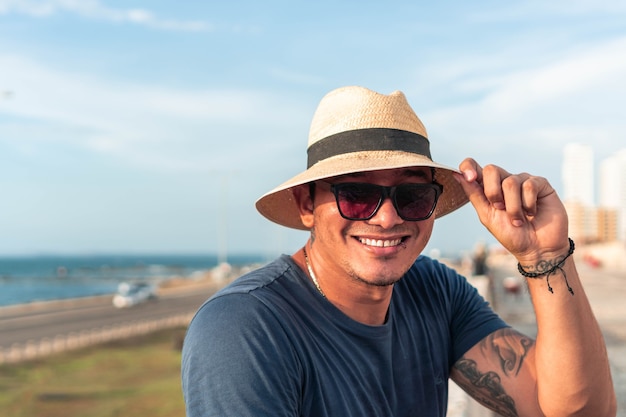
[358,237,404,248]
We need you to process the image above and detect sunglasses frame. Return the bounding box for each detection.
[326,181,443,221]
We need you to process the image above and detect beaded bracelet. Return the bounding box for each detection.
[517,238,575,295]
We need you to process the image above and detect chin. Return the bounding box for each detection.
[371,275,404,287]
[353,267,407,287]
[347,251,417,286]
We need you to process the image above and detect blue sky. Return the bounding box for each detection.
[1,1,626,258]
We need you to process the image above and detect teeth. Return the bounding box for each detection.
[359,238,402,247]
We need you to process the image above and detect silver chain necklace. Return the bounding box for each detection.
[302,247,326,297]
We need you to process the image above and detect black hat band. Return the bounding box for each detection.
[307,128,431,168]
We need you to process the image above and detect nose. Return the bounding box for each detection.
[367,197,404,229]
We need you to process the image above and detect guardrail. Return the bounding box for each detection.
[0,312,194,365]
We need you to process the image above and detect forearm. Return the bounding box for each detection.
[454,159,616,416]
[525,258,616,417]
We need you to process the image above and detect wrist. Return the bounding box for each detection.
[515,239,573,270]
[517,238,575,295]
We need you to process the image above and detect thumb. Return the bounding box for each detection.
[453,171,489,213]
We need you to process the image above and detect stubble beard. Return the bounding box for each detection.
[345,258,407,288]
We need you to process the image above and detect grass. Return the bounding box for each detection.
[0,327,188,417]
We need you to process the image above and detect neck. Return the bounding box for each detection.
[293,245,393,326]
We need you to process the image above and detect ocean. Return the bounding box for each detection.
[0,253,268,307]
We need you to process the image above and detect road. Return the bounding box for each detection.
[0,282,218,350]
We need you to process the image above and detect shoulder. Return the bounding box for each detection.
[188,255,305,332]
[402,255,470,297]
[181,255,312,416]
[399,255,507,361]
[184,254,324,359]
[216,254,296,296]
[393,255,478,315]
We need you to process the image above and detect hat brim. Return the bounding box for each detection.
[256,150,469,230]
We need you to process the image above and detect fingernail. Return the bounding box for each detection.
[512,219,523,227]
[493,202,505,210]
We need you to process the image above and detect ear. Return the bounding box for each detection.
[292,184,315,228]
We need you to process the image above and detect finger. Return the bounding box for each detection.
[458,158,482,183]
[481,164,512,211]
[501,174,528,227]
[454,170,486,208]
[520,175,551,217]
[455,161,495,225]
[456,159,486,208]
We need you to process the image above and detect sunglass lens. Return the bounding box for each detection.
[394,185,438,220]
[335,184,381,219]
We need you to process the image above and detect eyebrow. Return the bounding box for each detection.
[402,168,431,179]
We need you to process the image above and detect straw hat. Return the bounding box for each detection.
[256,86,469,230]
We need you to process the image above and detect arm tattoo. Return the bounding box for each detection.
[454,358,518,417]
[480,328,534,376]
[454,329,534,417]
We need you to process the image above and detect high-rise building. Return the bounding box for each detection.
[597,207,619,242]
[562,143,594,206]
[599,150,626,241]
[563,201,599,244]
[562,144,597,243]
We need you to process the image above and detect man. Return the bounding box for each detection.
[182,86,615,416]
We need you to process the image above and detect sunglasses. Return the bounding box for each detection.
[325,181,443,221]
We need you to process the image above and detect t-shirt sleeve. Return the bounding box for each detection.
[447,268,508,363]
[181,293,301,417]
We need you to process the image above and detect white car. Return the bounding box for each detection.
[112,282,157,308]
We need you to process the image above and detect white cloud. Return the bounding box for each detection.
[470,0,626,22]
[0,0,212,31]
[480,37,626,116]
[407,32,626,191]
[0,54,307,174]
[423,35,626,130]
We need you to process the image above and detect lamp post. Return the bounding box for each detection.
[216,170,239,267]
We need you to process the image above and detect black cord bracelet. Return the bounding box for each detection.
[517,238,575,295]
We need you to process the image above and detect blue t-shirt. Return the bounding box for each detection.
[182,255,507,417]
